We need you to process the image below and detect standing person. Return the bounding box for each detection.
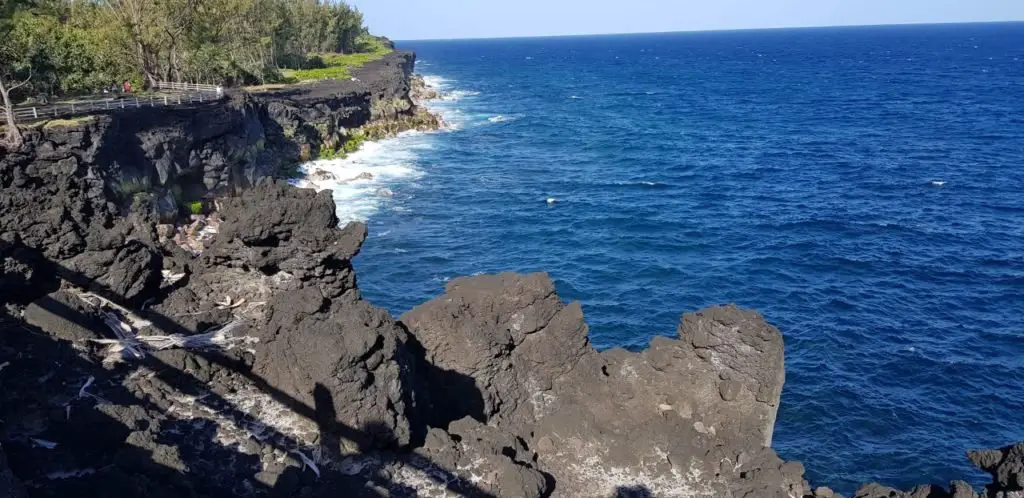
[122,79,132,93]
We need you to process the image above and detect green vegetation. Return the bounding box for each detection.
[1,0,386,146]
[40,116,97,129]
[187,201,203,215]
[316,147,342,161]
[315,132,365,160]
[282,42,392,82]
[341,133,366,154]
[0,0,382,99]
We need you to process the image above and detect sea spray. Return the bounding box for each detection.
[292,137,427,223]
[293,69,496,223]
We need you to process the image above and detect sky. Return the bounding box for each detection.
[349,0,1024,41]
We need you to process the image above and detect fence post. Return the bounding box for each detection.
[32,107,37,119]
[177,95,182,105]
[164,96,168,106]
[199,92,203,103]
[135,98,139,108]
[105,100,110,110]
[71,103,75,113]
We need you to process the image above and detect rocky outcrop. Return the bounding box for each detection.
[403,273,803,497]
[846,443,1024,498]
[411,74,441,101]
[971,443,1024,495]
[256,51,439,159]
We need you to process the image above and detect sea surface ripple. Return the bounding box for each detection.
[311,24,1024,493]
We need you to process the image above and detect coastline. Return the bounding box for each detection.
[289,72,449,223]
[1,48,1022,498]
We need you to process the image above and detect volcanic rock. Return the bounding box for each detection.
[402,272,801,497]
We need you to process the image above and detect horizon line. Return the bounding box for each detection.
[392,19,1023,43]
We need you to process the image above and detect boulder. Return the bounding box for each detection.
[969,442,1024,495]
[400,272,592,429]
[203,181,365,300]
[402,272,802,497]
[22,290,105,343]
[253,297,419,451]
[57,241,162,303]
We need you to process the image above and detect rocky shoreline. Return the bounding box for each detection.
[1,51,1021,498]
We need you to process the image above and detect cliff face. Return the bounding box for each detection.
[1,51,1021,498]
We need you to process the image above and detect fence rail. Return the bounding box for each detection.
[155,81,223,94]
[12,89,224,123]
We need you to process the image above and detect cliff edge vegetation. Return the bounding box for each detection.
[0,0,388,147]
[280,38,394,83]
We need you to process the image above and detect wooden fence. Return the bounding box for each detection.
[155,81,223,94]
[12,82,224,123]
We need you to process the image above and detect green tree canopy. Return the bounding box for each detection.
[1,0,378,99]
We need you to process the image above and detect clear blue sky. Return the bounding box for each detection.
[349,0,1024,41]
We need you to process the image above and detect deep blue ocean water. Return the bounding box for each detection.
[314,23,1024,493]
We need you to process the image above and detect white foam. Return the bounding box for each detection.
[421,75,449,88]
[416,72,479,130]
[614,180,659,187]
[488,115,516,123]
[292,134,430,223]
[441,89,480,101]
[569,95,584,100]
[931,180,947,187]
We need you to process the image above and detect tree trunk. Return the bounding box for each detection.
[0,78,24,148]
[134,39,159,90]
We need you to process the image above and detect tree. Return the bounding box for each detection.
[0,0,376,115]
[0,0,35,147]
[102,0,165,88]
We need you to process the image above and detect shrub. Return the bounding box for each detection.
[342,134,365,154]
[117,177,151,198]
[281,46,392,82]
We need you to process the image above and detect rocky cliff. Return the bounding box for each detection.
[1,52,1022,498]
[0,51,436,227]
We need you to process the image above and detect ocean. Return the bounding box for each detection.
[300,23,1024,493]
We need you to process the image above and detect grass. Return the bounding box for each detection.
[246,83,293,93]
[281,46,392,83]
[187,201,203,215]
[41,116,97,129]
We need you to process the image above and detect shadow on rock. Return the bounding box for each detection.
[615,485,654,498]
[0,248,499,497]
